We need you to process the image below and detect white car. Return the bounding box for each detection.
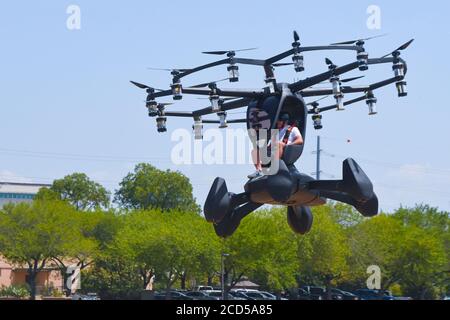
[71,293,100,300]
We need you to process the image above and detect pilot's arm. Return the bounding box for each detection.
[290,127,304,145]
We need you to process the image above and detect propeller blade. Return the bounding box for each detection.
[189,78,230,88]
[293,30,300,42]
[131,81,166,92]
[147,67,191,73]
[202,50,229,55]
[306,96,329,106]
[331,34,388,45]
[189,82,211,88]
[202,48,257,55]
[197,97,237,101]
[325,58,334,65]
[381,39,414,58]
[145,101,174,106]
[396,38,415,51]
[309,75,364,88]
[130,81,150,89]
[340,76,365,83]
[234,47,258,53]
[272,63,294,67]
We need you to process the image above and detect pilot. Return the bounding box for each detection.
[248,112,304,179]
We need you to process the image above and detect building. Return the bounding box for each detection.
[0,181,64,295]
[0,182,51,207]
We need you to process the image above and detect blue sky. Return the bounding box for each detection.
[1,0,450,212]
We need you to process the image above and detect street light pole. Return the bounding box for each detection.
[221,253,229,300]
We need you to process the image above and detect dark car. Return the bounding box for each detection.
[354,289,395,301]
[302,286,343,300]
[242,291,273,300]
[184,291,219,300]
[153,291,194,300]
[205,290,246,301]
[296,288,314,300]
[331,289,360,301]
[231,291,258,300]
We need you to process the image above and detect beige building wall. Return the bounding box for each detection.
[0,256,64,293]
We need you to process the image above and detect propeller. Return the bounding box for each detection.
[325,58,337,70]
[272,62,294,67]
[331,34,388,45]
[309,76,364,89]
[197,97,237,101]
[147,67,191,74]
[202,48,258,55]
[188,78,230,89]
[293,30,300,42]
[306,96,329,107]
[381,39,414,58]
[340,76,365,83]
[130,81,165,92]
[145,102,174,106]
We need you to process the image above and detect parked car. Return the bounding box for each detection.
[206,290,247,300]
[153,291,194,300]
[71,293,100,300]
[302,286,343,300]
[354,289,395,300]
[257,291,288,300]
[331,289,360,301]
[297,288,315,300]
[230,291,258,300]
[242,291,274,300]
[196,286,214,292]
[184,291,219,300]
[393,296,413,300]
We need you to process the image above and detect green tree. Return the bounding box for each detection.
[396,225,447,299]
[0,201,84,299]
[223,208,298,297]
[84,209,220,298]
[36,173,110,210]
[392,205,449,299]
[51,210,121,295]
[297,205,350,299]
[346,214,403,292]
[114,163,200,212]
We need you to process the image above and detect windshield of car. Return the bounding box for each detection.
[246,292,263,298]
[208,292,222,297]
[310,288,325,295]
[356,290,378,297]
[186,292,205,296]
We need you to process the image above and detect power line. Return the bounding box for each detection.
[317,136,450,176]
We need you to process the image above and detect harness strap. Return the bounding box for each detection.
[282,126,293,144]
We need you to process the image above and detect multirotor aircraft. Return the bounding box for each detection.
[131,31,413,238]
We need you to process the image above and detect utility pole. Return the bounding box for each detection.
[312,135,335,180]
[315,135,321,180]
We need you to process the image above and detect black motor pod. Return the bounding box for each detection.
[265,160,293,203]
[354,193,379,217]
[204,177,231,223]
[342,158,374,201]
[287,206,314,235]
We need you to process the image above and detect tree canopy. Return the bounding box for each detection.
[36,173,110,211]
[114,163,200,213]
